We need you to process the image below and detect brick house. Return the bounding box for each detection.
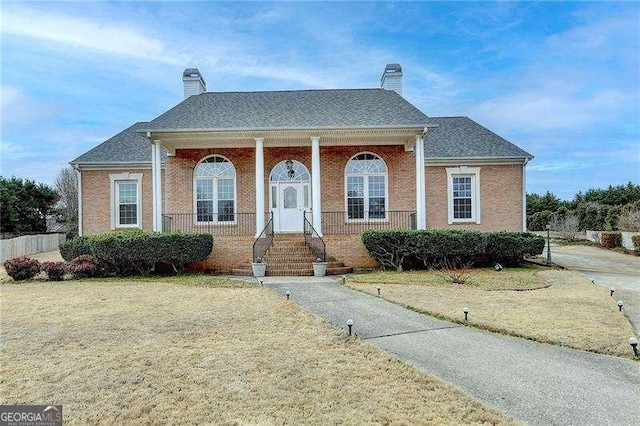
[71,64,533,275]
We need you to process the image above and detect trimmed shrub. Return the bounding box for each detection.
[600,231,622,248]
[68,255,100,279]
[3,257,41,281]
[361,230,544,271]
[41,261,67,281]
[59,231,214,276]
[155,233,213,273]
[361,230,414,271]
[60,236,91,261]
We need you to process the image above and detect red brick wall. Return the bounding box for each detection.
[203,236,255,273]
[425,164,524,231]
[80,154,524,269]
[165,145,416,215]
[324,235,379,268]
[81,169,157,235]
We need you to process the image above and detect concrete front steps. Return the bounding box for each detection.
[230,233,352,277]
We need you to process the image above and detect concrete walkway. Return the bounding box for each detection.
[546,244,640,335]
[262,276,640,425]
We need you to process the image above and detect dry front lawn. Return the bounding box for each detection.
[1,280,512,424]
[348,268,635,358]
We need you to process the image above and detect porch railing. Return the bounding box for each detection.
[253,212,274,262]
[321,210,417,235]
[162,213,265,236]
[303,212,326,262]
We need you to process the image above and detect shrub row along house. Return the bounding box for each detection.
[71,64,533,275]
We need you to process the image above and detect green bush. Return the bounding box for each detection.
[59,231,213,276]
[3,257,41,281]
[59,236,92,261]
[361,230,545,271]
[527,211,553,231]
[41,261,66,281]
[600,231,622,248]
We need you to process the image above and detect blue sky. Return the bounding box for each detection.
[1,1,638,199]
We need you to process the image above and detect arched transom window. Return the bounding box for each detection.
[195,156,236,222]
[270,160,310,181]
[345,153,388,220]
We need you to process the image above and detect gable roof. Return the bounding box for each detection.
[425,117,533,160]
[143,88,430,131]
[71,97,532,165]
[70,122,155,165]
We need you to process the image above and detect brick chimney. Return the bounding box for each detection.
[182,68,206,99]
[380,63,402,96]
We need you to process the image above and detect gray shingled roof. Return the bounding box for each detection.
[144,88,430,130]
[71,122,153,164]
[425,117,533,159]
[72,96,532,165]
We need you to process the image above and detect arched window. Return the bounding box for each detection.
[195,156,236,222]
[345,153,388,220]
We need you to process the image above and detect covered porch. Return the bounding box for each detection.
[147,127,433,273]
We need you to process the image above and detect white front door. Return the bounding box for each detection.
[278,182,304,232]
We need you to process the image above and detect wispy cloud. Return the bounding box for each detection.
[1,6,185,64]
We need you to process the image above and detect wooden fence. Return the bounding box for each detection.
[0,233,66,263]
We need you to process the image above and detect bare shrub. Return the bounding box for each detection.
[551,213,580,241]
[440,259,474,285]
[618,208,640,232]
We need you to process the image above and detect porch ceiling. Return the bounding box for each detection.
[147,127,424,154]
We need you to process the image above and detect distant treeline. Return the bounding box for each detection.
[527,182,640,232]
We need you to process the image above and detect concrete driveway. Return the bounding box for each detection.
[262,277,640,425]
[546,244,640,335]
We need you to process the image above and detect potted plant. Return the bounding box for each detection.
[252,257,266,277]
[312,257,327,277]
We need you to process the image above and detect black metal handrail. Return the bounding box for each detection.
[253,212,274,262]
[303,212,326,262]
[161,213,257,236]
[321,210,417,235]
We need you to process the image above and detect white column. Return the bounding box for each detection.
[151,141,157,231]
[76,167,83,236]
[151,140,163,232]
[154,141,163,231]
[522,160,528,232]
[311,136,322,236]
[255,137,265,237]
[415,135,426,229]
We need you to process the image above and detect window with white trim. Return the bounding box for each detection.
[345,153,388,220]
[109,172,143,229]
[195,156,236,222]
[446,166,481,224]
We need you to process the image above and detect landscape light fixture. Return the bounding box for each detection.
[346,319,354,336]
[286,290,291,300]
[463,307,469,321]
[630,337,638,358]
[618,300,624,312]
[341,276,346,285]
[377,287,381,296]
[494,263,503,271]
[589,277,595,285]
[610,287,615,297]
[545,224,552,266]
